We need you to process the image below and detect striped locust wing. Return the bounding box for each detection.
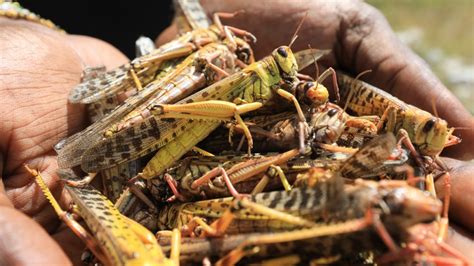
[57,69,179,169]
[339,133,397,178]
[80,70,256,173]
[174,0,212,33]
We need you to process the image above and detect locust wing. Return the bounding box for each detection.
[294,49,331,71]
[174,0,211,32]
[57,77,175,168]
[81,69,257,172]
[339,133,396,178]
[80,70,254,172]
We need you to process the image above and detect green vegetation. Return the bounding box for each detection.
[368,0,474,113]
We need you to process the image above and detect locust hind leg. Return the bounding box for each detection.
[190,167,250,199]
[23,165,108,264]
[151,100,263,154]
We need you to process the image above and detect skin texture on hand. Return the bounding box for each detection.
[0,17,128,265]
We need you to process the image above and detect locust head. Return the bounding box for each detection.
[296,81,329,107]
[409,110,458,156]
[272,46,298,81]
[377,181,441,229]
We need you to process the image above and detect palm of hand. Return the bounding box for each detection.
[0,19,126,264]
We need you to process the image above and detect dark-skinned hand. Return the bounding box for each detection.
[1,0,473,264]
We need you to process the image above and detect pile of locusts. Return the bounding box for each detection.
[23,0,469,265]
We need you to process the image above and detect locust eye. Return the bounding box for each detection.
[304,82,314,91]
[422,118,436,132]
[328,109,338,117]
[277,47,288,58]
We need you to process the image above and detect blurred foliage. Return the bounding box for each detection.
[368,0,474,113]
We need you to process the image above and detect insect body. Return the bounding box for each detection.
[25,166,178,266]
[69,10,255,104]
[337,73,459,157]
[156,176,441,266]
[57,40,252,170]
[80,46,322,177]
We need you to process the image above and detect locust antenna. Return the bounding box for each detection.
[308,44,320,81]
[343,70,372,113]
[430,96,439,118]
[289,11,308,48]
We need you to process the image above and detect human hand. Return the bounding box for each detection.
[156,0,474,262]
[158,0,474,160]
[0,17,128,264]
[434,158,474,263]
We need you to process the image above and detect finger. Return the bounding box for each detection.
[435,157,474,232]
[53,225,86,266]
[66,35,129,68]
[4,155,71,233]
[156,24,179,47]
[445,223,474,263]
[337,2,474,160]
[0,204,71,265]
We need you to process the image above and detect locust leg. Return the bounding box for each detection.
[396,129,425,168]
[435,171,451,241]
[267,165,292,191]
[190,167,249,199]
[213,11,257,43]
[377,106,398,133]
[164,173,187,202]
[170,228,181,266]
[127,179,157,211]
[275,88,308,154]
[192,197,316,238]
[63,173,97,187]
[257,255,302,265]
[252,165,292,194]
[195,49,231,80]
[215,212,373,266]
[151,100,263,153]
[191,146,215,157]
[23,165,108,264]
[251,174,270,195]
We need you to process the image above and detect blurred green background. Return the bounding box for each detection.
[368,0,474,114]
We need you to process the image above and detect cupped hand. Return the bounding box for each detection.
[0,18,128,264]
[157,0,474,262]
[158,0,474,160]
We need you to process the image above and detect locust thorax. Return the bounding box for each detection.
[271,46,298,81]
[309,106,345,144]
[407,109,450,156]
